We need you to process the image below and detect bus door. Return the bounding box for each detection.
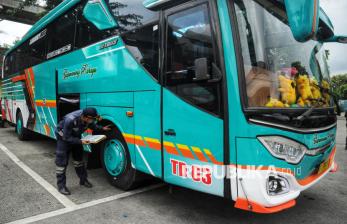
[162,1,226,196]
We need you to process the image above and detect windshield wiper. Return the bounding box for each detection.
[294,82,340,122]
[261,113,291,122]
[312,83,341,115]
[295,106,316,121]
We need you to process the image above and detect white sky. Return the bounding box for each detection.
[0,20,31,46]
[0,0,346,75]
[320,0,347,75]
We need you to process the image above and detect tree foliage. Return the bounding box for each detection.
[108,2,143,32]
[45,0,63,10]
[331,74,347,99]
[20,0,63,11]
[16,1,143,31]
[13,0,63,19]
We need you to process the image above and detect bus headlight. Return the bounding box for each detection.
[258,136,307,164]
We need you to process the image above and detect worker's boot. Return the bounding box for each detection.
[58,186,71,195]
[56,166,70,195]
[80,179,93,188]
[74,161,92,188]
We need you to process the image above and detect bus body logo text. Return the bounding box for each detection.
[170,159,212,185]
[63,64,97,80]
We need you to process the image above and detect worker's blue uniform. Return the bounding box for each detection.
[55,110,102,189]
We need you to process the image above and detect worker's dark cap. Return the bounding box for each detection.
[82,108,98,118]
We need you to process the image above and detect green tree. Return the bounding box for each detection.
[331,74,347,99]
[13,0,63,19]
[45,0,63,10]
[342,85,347,99]
[108,2,143,32]
[19,0,63,11]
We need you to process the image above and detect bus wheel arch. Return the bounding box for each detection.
[91,119,141,190]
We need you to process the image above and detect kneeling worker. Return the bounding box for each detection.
[55,108,111,195]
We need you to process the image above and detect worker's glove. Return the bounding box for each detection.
[102,125,112,131]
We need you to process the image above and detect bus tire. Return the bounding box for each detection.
[101,135,138,190]
[15,111,31,141]
[0,119,5,128]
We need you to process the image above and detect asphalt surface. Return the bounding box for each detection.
[0,118,346,224]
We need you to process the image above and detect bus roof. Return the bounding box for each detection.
[5,0,81,56]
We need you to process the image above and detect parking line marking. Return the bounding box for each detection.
[0,143,76,208]
[6,183,165,224]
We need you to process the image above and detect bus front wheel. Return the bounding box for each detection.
[101,137,138,190]
[15,111,31,141]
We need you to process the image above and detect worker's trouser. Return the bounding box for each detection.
[55,139,87,189]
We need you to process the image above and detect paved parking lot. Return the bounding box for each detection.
[0,118,346,224]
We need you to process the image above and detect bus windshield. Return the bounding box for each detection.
[234,0,333,109]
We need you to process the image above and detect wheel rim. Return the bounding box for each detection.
[17,118,22,135]
[104,139,126,176]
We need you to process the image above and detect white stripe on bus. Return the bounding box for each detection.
[83,46,126,59]
[35,107,44,134]
[47,107,57,127]
[40,107,49,128]
[83,35,119,49]
[1,82,14,86]
[2,78,12,82]
[135,144,155,177]
[2,90,24,94]
[2,85,23,90]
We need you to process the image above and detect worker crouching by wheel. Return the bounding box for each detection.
[54,108,111,195]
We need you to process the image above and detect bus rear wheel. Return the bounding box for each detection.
[16,111,31,141]
[101,137,138,190]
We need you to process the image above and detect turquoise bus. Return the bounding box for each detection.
[0,0,343,213]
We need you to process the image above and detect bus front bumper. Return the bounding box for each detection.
[234,148,337,213]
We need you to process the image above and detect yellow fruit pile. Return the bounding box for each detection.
[265,74,330,108]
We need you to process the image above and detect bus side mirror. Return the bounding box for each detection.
[321,35,347,44]
[194,58,210,81]
[83,0,118,30]
[335,36,347,44]
[284,0,319,42]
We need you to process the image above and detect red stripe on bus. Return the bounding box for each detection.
[235,198,296,213]
[11,75,26,83]
[44,124,51,136]
[35,101,57,108]
[164,143,180,156]
[297,146,336,186]
[177,145,195,159]
[147,142,161,150]
[24,70,35,109]
[124,137,135,145]
[134,138,147,147]
[28,68,35,86]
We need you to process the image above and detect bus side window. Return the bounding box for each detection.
[3,56,10,77]
[122,23,160,80]
[14,47,26,73]
[5,53,16,76]
[13,30,47,72]
[165,4,223,116]
[28,31,47,66]
[47,10,77,59]
[75,4,112,49]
